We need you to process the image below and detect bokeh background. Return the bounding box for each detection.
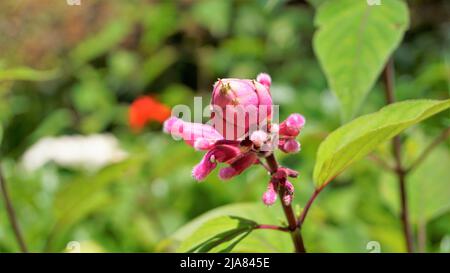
[0,0,449,252]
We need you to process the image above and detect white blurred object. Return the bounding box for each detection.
[22,134,128,171]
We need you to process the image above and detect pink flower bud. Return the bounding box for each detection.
[262,182,277,206]
[282,181,294,205]
[284,180,294,194]
[279,114,305,137]
[192,151,217,181]
[256,73,272,88]
[280,139,300,153]
[210,74,273,140]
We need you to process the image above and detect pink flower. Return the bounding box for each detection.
[165,116,256,181]
[279,113,305,137]
[210,73,273,140]
[163,73,305,205]
[277,113,305,154]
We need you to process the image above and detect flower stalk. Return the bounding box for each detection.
[0,164,28,252]
[382,57,414,253]
[266,154,306,253]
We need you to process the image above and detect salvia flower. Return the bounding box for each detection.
[163,73,305,205]
[210,73,273,140]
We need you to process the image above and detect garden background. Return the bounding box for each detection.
[0,0,449,252]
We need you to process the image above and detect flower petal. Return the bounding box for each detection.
[192,151,217,181]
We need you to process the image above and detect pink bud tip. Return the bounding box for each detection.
[218,167,237,180]
[192,153,217,181]
[262,189,277,206]
[163,117,179,133]
[256,73,272,88]
[286,114,305,129]
[250,130,268,146]
[262,182,277,206]
[282,139,300,153]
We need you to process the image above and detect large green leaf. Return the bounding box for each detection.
[313,0,409,120]
[313,99,450,188]
[161,203,293,253]
[178,216,257,253]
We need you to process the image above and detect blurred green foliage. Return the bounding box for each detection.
[0,0,449,253]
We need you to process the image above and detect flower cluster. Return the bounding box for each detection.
[163,73,305,205]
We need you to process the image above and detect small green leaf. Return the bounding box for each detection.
[313,99,450,188]
[0,67,59,81]
[178,216,257,253]
[161,203,293,253]
[313,0,409,120]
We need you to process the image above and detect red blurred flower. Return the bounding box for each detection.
[129,96,171,131]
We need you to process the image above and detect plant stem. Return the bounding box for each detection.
[265,154,306,253]
[0,164,28,252]
[255,224,290,232]
[298,189,320,226]
[382,58,414,253]
[368,153,395,172]
[406,126,450,172]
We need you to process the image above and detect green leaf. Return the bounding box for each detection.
[313,99,450,188]
[0,67,59,81]
[313,0,409,120]
[380,146,450,224]
[178,216,257,253]
[161,203,293,253]
[306,0,328,8]
[70,20,133,67]
[136,46,178,89]
[191,0,231,37]
[50,160,139,247]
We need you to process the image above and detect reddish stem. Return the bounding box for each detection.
[298,189,320,227]
[0,165,28,252]
[382,58,414,253]
[255,224,290,232]
[265,154,306,253]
